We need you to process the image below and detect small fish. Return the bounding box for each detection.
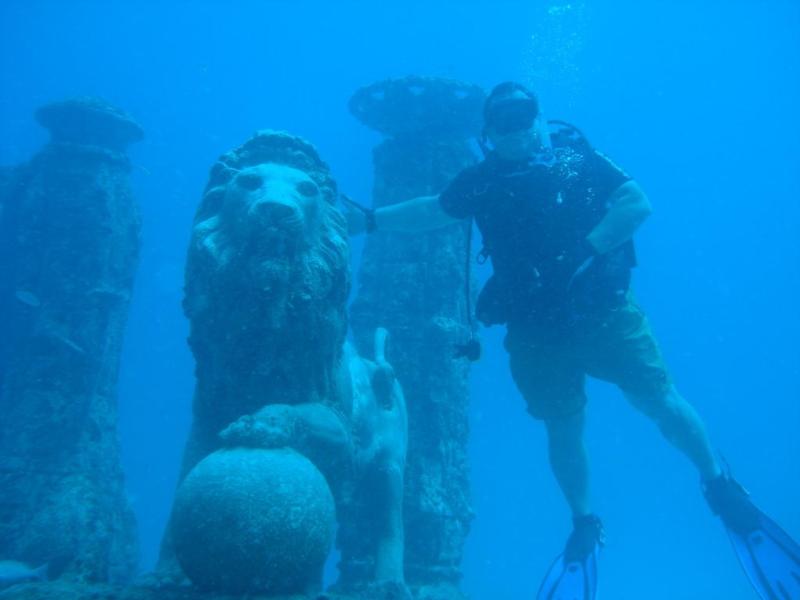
[0,560,47,589]
[50,333,86,355]
[14,290,41,307]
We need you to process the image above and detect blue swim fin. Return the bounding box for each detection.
[536,545,598,600]
[705,474,800,600]
[536,514,603,600]
[726,509,800,600]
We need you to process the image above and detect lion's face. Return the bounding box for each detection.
[223,163,323,255]
[187,138,350,324]
[184,131,350,423]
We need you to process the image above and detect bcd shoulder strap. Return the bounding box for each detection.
[547,119,593,152]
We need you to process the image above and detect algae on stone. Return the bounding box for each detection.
[0,98,143,582]
[348,76,485,599]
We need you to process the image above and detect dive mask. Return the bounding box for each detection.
[485,97,539,135]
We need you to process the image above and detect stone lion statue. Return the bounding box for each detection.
[180,131,351,474]
[156,131,408,598]
[219,329,409,593]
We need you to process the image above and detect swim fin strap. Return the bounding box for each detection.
[725,507,800,600]
[535,544,598,600]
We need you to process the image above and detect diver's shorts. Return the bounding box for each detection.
[503,294,672,421]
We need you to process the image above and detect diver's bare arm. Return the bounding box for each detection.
[375,195,461,233]
[586,180,652,254]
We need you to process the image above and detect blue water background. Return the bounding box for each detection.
[1,2,798,598]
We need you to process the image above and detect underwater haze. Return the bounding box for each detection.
[1,1,798,599]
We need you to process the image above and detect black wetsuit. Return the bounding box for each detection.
[439,132,634,330]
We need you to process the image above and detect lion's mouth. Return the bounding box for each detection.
[245,201,306,257]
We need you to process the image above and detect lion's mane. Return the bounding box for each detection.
[183,131,350,429]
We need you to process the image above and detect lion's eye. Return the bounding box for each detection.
[237,173,263,191]
[296,180,318,197]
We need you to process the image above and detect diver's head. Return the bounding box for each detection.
[483,82,545,160]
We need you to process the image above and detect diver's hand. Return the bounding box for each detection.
[345,203,368,236]
[567,256,595,291]
[341,194,375,236]
[566,238,598,292]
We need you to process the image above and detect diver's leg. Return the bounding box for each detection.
[504,324,590,515]
[626,385,721,481]
[544,410,591,517]
[587,296,722,481]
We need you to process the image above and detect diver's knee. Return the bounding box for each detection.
[544,410,585,448]
[627,384,671,417]
[631,386,690,434]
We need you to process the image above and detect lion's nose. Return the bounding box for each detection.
[254,200,298,224]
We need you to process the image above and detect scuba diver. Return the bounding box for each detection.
[346,81,800,599]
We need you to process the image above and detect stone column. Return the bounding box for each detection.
[347,77,484,600]
[0,98,143,582]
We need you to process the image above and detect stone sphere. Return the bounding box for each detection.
[172,447,335,594]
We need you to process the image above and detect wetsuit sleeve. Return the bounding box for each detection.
[587,181,652,254]
[587,150,632,202]
[438,167,480,219]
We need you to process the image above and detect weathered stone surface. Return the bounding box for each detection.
[0,580,321,600]
[348,78,485,599]
[0,99,142,582]
[0,579,416,600]
[160,131,409,597]
[172,448,335,595]
[35,97,144,151]
[349,77,484,140]
[219,403,354,486]
[177,131,350,475]
[328,338,408,592]
[158,131,349,588]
